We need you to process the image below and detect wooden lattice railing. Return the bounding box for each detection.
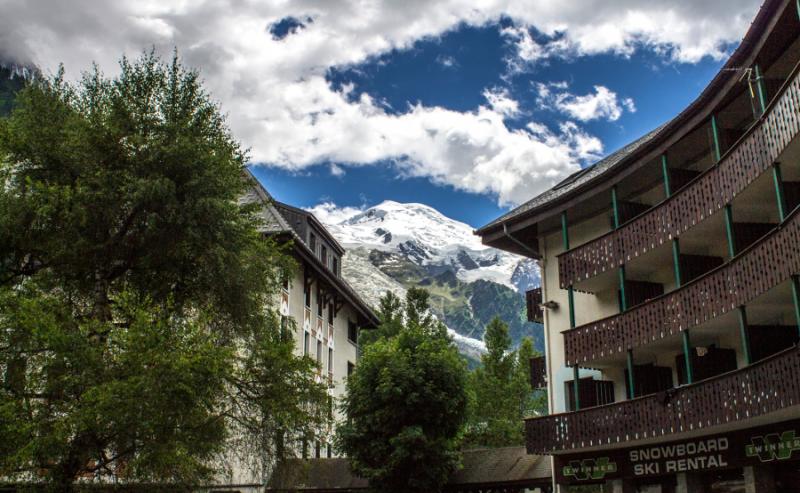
[526,345,800,454]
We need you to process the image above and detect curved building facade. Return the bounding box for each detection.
[477,1,800,491]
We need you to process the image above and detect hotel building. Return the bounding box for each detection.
[476,1,800,491]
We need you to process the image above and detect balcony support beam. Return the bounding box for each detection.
[672,239,682,288]
[682,330,694,384]
[563,210,580,410]
[792,275,800,337]
[724,204,737,259]
[773,162,787,221]
[738,306,752,366]
[711,114,722,163]
[661,154,671,198]
[572,364,581,411]
[626,349,635,399]
[755,64,768,114]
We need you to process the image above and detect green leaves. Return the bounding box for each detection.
[0,51,325,488]
[337,289,468,493]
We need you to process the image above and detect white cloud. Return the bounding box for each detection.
[482,87,520,117]
[0,0,759,206]
[307,202,364,226]
[536,83,636,122]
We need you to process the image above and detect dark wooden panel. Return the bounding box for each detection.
[558,65,800,289]
[624,363,673,398]
[733,222,777,253]
[669,168,702,193]
[526,346,800,454]
[675,346,738,385]
[748,324,799,362]
[529,356,547,389]
[679,254,724,284]
[526,287,543,323]
[784,181,800,213]
[563,207,800,366]
[624,280,664,309]
[566,378,615,411]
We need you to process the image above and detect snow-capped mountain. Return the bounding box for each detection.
[310,200,539,293]
[309,201,543,363]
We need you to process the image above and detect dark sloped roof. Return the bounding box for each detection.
[267,447,550,491]
[268,458,368,491]
[475,0,780,237]
[477,126,664,233]
[450,446,551,485]
[273,200,346,255]
[242,169,379,327]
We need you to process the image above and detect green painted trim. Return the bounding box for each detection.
[754,64,768,114]
[626,350,635,399]
[573,364,581,411]
[797,0,800,21]
[618,265,627,312]
[738,306,752,366]
[612,186,620,229]
[661,154,671,198]
[724,205,737,259]
[568,286,576,329]
[561,211,570,251]
[711,115,722,163]
[773,163,787,221]
[682,330,694,384]
[672,239,682,288]
[792,275,800,337]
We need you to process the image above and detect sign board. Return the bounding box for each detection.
[555,419,800,484]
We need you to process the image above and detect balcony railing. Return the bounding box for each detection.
[526,345,800,454]
[563,206,800,366]
[557,60,800,290]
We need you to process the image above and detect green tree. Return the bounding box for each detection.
[465,318,544,448]
[0,52,327,490]
[337,288,468,493]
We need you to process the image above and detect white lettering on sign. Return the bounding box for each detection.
[629,437,729,476]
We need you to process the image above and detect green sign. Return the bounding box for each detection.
[746,430,800,462]
[563,457,618,481]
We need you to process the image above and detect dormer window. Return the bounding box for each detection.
[309,233,317,254]
[332,257,339,276]
[321,245,327,266]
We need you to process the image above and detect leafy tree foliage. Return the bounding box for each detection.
[464,317,545,448]
[0,52,327,489]
[337,288,468,493]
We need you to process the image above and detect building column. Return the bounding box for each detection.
[563,211,580,410]
[744,464,776,493]
[682,330,694,384]
[676,472,705,493]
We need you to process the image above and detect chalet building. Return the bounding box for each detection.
[476,1,800,491]
[212,172,379,490]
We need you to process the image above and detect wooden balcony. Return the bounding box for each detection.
[557,61,800,290]
[563,206,800,366]
[525,345,800,455]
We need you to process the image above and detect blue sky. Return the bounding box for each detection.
[5,0,760,228]
[251,21,727,227]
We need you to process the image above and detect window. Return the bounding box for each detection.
[304,331,310,356]
[347,361,355,377]
[309,233,317,254]
[347,320,358,344]
[317,292,323,317]
[332,257,339,276]
[321,245,327,266]
[316,340,322,364]
[327,443,332,458]
[328,348,333,374]
[315,441,321,459]
[282,275,290,291]
[328,303,334,324]
[304,283,311,308]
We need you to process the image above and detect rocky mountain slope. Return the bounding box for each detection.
[310,201,544,359]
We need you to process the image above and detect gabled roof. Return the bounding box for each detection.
[272,200,346,256]
[242,169,379,327]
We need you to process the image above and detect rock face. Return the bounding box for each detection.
[309,201,543,362]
